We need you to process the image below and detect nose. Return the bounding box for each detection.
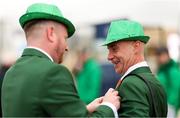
[107,51,113,61]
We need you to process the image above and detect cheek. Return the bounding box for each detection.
[58,39,66,51]
[121,47,132,59]
[115,52,124,60]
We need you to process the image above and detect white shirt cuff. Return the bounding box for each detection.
[101,102,118,118]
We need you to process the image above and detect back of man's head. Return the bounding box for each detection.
[24,20,52,38]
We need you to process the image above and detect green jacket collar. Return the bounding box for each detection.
[21,48,52,61]
[130,66,152,74]
[121,61,149,80]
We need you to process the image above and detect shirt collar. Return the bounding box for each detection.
[120,61,149,80]
[26,46,54,62]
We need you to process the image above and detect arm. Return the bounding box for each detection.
[87,88,120,112]
[41,64,119,117]
[117,76,150,117]
[88,88,120,117]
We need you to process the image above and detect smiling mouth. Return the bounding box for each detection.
[112,60,120,65]
[111,62,120,68]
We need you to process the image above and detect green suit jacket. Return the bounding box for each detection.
[117,67,167,117]
[2,48,114,117]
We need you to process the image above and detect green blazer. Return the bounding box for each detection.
[2,48,114,117]
[117,67,167,117]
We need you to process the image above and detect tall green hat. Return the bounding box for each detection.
[102,20,150,46]
[19,3,75,37]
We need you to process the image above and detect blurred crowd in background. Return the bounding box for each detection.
[0,0,180,117]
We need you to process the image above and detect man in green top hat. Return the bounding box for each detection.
[103,19,167,117]
[1,3,120,117]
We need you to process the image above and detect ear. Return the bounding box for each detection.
[133,41,141,54]
[46,26,55,43]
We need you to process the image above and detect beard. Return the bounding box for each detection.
[57,53,64,64]
[54,45,64,64]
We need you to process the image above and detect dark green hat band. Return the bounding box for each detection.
[103,36,150,45]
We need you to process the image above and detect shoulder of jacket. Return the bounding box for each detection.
[121,75,147,88]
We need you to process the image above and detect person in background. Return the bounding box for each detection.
[1,3,120,117]
[156,47,180,118]
[74,48,102,104]
[0,64,11,116]
[102,19,167,117]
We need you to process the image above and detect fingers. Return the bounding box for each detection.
[96,97,103,103]
[105,88,114,95]
[113,91,119,96]
[106,88,119,96]
[103,88,120,109]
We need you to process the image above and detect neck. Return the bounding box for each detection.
[27,40,54,62]
[131,54,145,66]
[134,55,145,64]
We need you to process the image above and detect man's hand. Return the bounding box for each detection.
[86,88,120,113]
[86,97,103,113]
[103,88,120,110]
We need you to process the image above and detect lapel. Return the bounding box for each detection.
[116,67,152,88]
[21,48,51,61]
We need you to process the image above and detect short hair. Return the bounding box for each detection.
[23,19,58,38]
[23,19,48,32]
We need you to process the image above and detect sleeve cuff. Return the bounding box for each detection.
[101,102,118,118]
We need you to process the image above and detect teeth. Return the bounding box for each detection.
[111,59,120,65]
[114,61,119,65]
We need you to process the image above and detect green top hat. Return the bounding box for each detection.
[19,3,75,38]
[102,20,150,46]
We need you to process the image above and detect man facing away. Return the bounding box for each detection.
[1,3,120,117]
[102,19,167,117]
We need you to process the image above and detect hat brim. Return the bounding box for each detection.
[102,36,150,46]
[19,12,75,37]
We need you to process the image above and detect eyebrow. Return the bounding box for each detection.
[108,43,118,47]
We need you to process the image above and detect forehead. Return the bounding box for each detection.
[107,41,129,49]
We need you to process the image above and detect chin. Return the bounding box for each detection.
[115,67,125,75]
[114,65,120,74]
[114,68,121,74]
[116,71,122,75]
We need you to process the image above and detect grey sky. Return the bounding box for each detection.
[0,0,180,28]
